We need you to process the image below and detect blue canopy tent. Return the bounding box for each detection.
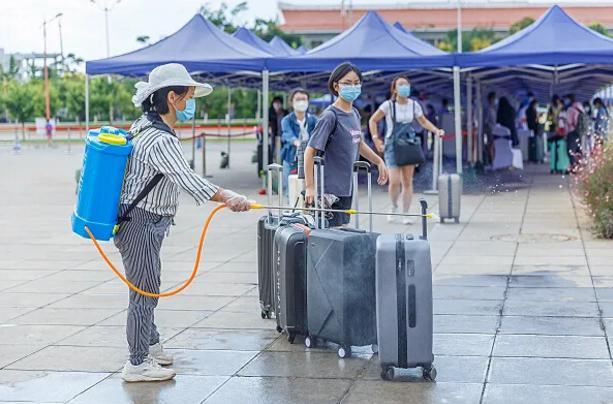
[454,5,613,165]
[267,11,454,72]
[232,27,277,55]
[269,36,301,56]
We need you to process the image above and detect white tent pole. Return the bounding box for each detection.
[85,74,90,136]
[262,70,270,178]
[466,74,473,165]
[476,79,483,164]
[453,66,463,174]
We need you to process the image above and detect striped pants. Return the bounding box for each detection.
[114,206,173,365]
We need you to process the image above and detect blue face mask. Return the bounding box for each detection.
[338,85,362,102]
[175,98,196,121]
[397,85,411,98]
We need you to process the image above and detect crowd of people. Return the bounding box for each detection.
[484,91,610,174]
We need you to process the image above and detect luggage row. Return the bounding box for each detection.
[257,161,436,381]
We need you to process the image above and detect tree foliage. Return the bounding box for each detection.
[588,23,611,37]
[509,17,535,35]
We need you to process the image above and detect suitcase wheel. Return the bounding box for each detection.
[276,325,283,333]
[337,345,352,359]
[423,365,437,382]
[286,332,295,344]
[371,344,379,354]
[261,310,271,319]
[381,366,395,381]
[454,218,459,224]
[304,335,316,349]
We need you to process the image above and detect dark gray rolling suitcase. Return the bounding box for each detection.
[376,199,436,381]
[273,223,310,343]
[438,173,461,223]
[305,160,378,358]
[257,164,283,319]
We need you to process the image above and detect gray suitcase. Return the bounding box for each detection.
[438,173,461,223]
[376,199,436,381]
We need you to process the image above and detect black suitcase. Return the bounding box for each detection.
[257,164,283,319]
[274,223,310,343]
[304,160,379,358]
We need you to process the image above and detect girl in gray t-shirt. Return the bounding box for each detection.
[304,62,388,226]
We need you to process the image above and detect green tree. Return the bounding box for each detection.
[588,23,611,37]
[437,28,498,52]
[4,80,44,138]
[199,1,247,33]
[253,18,303,47]
[509,17,535,35]
[54,73,86,122]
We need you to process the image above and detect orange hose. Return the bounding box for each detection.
[84,204,226,298]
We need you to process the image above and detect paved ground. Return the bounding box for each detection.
[1,141,612,404]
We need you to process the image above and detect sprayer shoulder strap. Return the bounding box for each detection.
[118,174,164,224]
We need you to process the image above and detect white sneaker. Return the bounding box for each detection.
[387,206,399,223]
[149,342,173,366]
[402,215,415,225]
[121,357,176,383]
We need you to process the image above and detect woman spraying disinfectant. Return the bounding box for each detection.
[78,63,252,383]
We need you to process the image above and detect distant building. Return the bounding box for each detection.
[0,48,61,81]
[279,1,613,48]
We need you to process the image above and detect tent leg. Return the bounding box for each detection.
[453,66,462,174]
[262,70,270,181]
[227,87,232,169]
[466,75,473,166]
[476,80,483,165]
[85,74,90,136]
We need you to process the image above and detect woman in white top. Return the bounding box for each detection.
[369,75,444,223]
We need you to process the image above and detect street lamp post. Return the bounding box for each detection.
[90,0,122,58]
[43,12,63,122]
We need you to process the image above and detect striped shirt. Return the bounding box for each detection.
[120,113,219,216]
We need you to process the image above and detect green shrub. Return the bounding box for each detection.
[573,142,613,238]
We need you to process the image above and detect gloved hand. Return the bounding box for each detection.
[219,189,252,212]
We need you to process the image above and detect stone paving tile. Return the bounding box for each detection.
[155,295,236,311]
[591,266,613,276]
[203,376,352,404]
[600,302,613,318]
[238,351,370,379]
[434,315,500,334]
[165,328,278,351]
[56,325,183,348]
[193,310,273,329]
[361,355,489,384]
[503,300,600,317]
[343,380,483,404]
[9,308,121,326]
[434,333,495,356]
[493,335,610,359]
[511,265,591,277]
[173,282,255,297]
[96,309,212,328]
[0,370,110,403]
[505,287,596,302]
[0,292,69,308]
[6,345,127,372]
[434,299,502,315]
[488,357,613,386]
[482,383,613,404]
[41,269,115,282]
[433,285,506,300]
[0,325,85,346]
[433,274,508,287]
[434,264,512,276]
[0,307,33,323]
[68,374,228,404]
[509,275,595,288]
[593,277,613,288]
[0,345,44,368]
[513,256,588,266]
[6,280,101,294]
[499,316,604,336]
[167,349,259,376]
[47,293,128,309]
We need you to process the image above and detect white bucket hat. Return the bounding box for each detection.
[132,63,213,107]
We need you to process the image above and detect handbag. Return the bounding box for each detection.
[389,100,425,166]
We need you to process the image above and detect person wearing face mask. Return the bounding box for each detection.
[268,96,288,162]
[117,63,251,382]
[304,62,388,227]
[280,88,317,199]
[369,75,444,224]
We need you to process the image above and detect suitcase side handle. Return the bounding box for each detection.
[352,161,373,231]
[313,156,325,229]
[267,163,283,218]
[419,199,428,240]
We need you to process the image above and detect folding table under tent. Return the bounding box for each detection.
[455,5,613,164]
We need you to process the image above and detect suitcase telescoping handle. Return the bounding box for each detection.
[352,161,373,232]
[313,156,325,229]
[267,163,283,218]
[419,199,428,240]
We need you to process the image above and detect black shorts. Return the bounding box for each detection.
[327,196,353,227]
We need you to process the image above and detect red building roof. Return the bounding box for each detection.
[279,2,613,33]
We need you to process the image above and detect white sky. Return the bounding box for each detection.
[1,0,611,62]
